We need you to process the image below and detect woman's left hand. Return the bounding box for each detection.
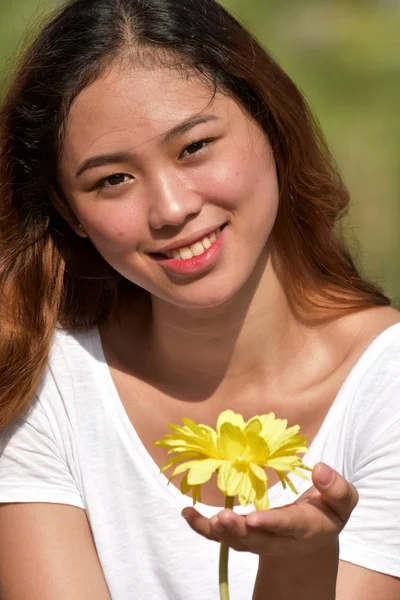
[181,462,359,559]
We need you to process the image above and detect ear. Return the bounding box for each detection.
[49,185,88,238]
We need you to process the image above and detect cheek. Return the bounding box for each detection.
[205,146,279,215]
[79,201,146,252]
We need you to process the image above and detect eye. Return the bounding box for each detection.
[97,173,133,189]
[179,138,214,159]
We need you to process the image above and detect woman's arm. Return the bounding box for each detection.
[252,554,400,600]
[0,503,111,600]
[336,561,400,600]
[253,547,338,600]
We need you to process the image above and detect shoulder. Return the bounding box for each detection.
[34,326,102,421]
[335,315,400,581]
[50,326,98,359]
[44,327,100,383]
[335,306,400,398]
[350,309,400,398]
[344,315,400,413]
[334,315,400,472]
[317,310,400,464]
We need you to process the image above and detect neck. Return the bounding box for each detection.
[146,257,303,396]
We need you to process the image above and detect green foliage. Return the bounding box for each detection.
[223,0,400,305]
[1,0,399,304]
[0,0,55,92]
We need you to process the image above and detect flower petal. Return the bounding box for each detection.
[254,493,269,511]
[216,410,246,434]
[292,466,312,479]
[156,419,220,457]
[155,427,217,458]
[181,419,218,445]
[217,462,246,497]
[160,451,207,472]
[192,484,202,504]
[257,414,309,459]
[237,472,256,506]
[266,426,308,458]
[277,473,299,494]
[265,456,305,471]
[249,462,267,482]
[259,415,289,452]
[249,469,269,510]
[217,422,246,458]
[170,460,198,479]
[180,472,191,494]
[186,458,224,485]
[244,431,270,463]
[244,417,262,435]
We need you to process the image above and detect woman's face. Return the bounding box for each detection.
[59,61,279,308]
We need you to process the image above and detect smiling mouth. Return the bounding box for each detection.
[150,226,224,261]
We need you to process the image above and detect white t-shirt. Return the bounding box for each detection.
[1,323,400,599]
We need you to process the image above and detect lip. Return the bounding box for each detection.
[151,225,226,276]
[147,224,226,255]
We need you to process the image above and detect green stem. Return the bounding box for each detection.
[219,496,235,600]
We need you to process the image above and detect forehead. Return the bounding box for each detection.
[62,63,237,167]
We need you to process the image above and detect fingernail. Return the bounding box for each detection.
[317,463,335,487]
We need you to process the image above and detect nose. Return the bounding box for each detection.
[147,170,203,230]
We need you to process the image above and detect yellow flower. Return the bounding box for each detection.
[155,409,311,510]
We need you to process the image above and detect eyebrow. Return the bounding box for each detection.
[75,114,220,178]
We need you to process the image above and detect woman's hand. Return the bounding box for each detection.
[182,463,358,558]
[183,463,358,599]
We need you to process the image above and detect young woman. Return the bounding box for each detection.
[0,0,399,598]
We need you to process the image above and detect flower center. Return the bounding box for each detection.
[234,456,248,464]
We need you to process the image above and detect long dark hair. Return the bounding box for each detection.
[0,0,390,427]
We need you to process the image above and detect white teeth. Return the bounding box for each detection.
[162,226,223,260]
[190,242,205,256]
[179,247,194,259]
[202,236,211,249]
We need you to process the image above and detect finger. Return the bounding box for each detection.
[245,492,345,541]
[312,463,359,524]
[209,523,250,552]
[215,517,276,554]
[246,503,309,538]
[245,501,337,542]
[215,510,302,555]
[181,508,220,542]
[217,509,248,537]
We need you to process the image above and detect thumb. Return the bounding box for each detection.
[311,462,359,524]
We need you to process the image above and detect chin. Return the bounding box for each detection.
[152,276,250,311]
[123,253,265,311]
[170,293,234,310]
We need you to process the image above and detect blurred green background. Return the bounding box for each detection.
[1,0,399,304]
